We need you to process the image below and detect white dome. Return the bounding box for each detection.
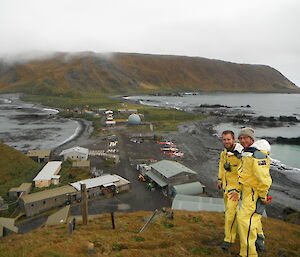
[128,114,141,125]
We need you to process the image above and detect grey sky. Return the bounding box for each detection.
[0,0,299,86]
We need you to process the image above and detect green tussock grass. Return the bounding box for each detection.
[0,143,41,198]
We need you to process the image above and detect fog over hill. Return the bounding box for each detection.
[0,52,298,95]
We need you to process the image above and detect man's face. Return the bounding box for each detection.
[239,135,254,148]
[222,133,235,150]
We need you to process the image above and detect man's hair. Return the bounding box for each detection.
[222,130,235,138]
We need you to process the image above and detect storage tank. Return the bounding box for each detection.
[128,114,141,125]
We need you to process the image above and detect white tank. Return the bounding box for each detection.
[128,114,141,125]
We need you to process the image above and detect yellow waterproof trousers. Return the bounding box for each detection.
[237,185,264,257]
[224,192,238,243]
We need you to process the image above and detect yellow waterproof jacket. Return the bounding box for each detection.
[218,143,243,192]
[238,140,272,199]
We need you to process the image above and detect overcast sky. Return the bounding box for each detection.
[0,0,299,86]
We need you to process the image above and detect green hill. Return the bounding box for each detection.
[0,210,299,256]
[0,52,298,96]
[0,142,41,197]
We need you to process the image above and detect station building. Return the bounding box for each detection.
[20,174,130,217]
[33,161,62,188]
[146,160,204,196]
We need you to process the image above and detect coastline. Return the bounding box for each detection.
[51,118,94,157]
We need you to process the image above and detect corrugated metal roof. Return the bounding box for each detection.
[172,182,204,195]
[21,185,77,204]
[59,146,89,156]
[150,160,197,178]
[70,174,120,191]
[46,205,70,226]
[171,195,225,212]
[33,161,62,181]
[145,171,168,187]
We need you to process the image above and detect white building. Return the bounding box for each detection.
[70,174,130,195]
[59,146,89,161]
[33,161,62,188]
[105,120,116,126]
[105,110,113,115]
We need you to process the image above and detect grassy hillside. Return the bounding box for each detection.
[0,210,299,257]
[0,52,298,95]
[0,142,41,197]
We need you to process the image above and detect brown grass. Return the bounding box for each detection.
[0,210,299,257]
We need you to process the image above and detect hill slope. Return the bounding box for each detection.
[0,142,41,196]
[0,52,298,95]
[0,211,299,256]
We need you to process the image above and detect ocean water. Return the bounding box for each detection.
[0,94,80,151]
[127,93,300,169]
[127,93,300,117]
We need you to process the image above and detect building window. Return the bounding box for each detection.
[43,201,46,205]
[31,204,34,207]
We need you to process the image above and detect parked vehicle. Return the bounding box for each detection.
[157,140,173,145]
[160,147,178,152]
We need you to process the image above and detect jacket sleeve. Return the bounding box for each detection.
[252,151,272,198]
[218,151,225,181]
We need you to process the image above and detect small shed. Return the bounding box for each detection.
[27,150,51,163]
[169,182,205,197]
[9,183,32,198]
[171,195,225,212]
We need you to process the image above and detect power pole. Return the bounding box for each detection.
[81,183,88,225]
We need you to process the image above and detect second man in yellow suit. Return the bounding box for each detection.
[230,128,272,257]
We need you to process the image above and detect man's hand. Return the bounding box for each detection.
[217,181,222,190]
[228,191,239,201]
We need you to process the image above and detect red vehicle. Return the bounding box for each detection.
[164,151,184,157]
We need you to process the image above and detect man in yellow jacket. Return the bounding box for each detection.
[217,130,243,250]
[230,128,272,257]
